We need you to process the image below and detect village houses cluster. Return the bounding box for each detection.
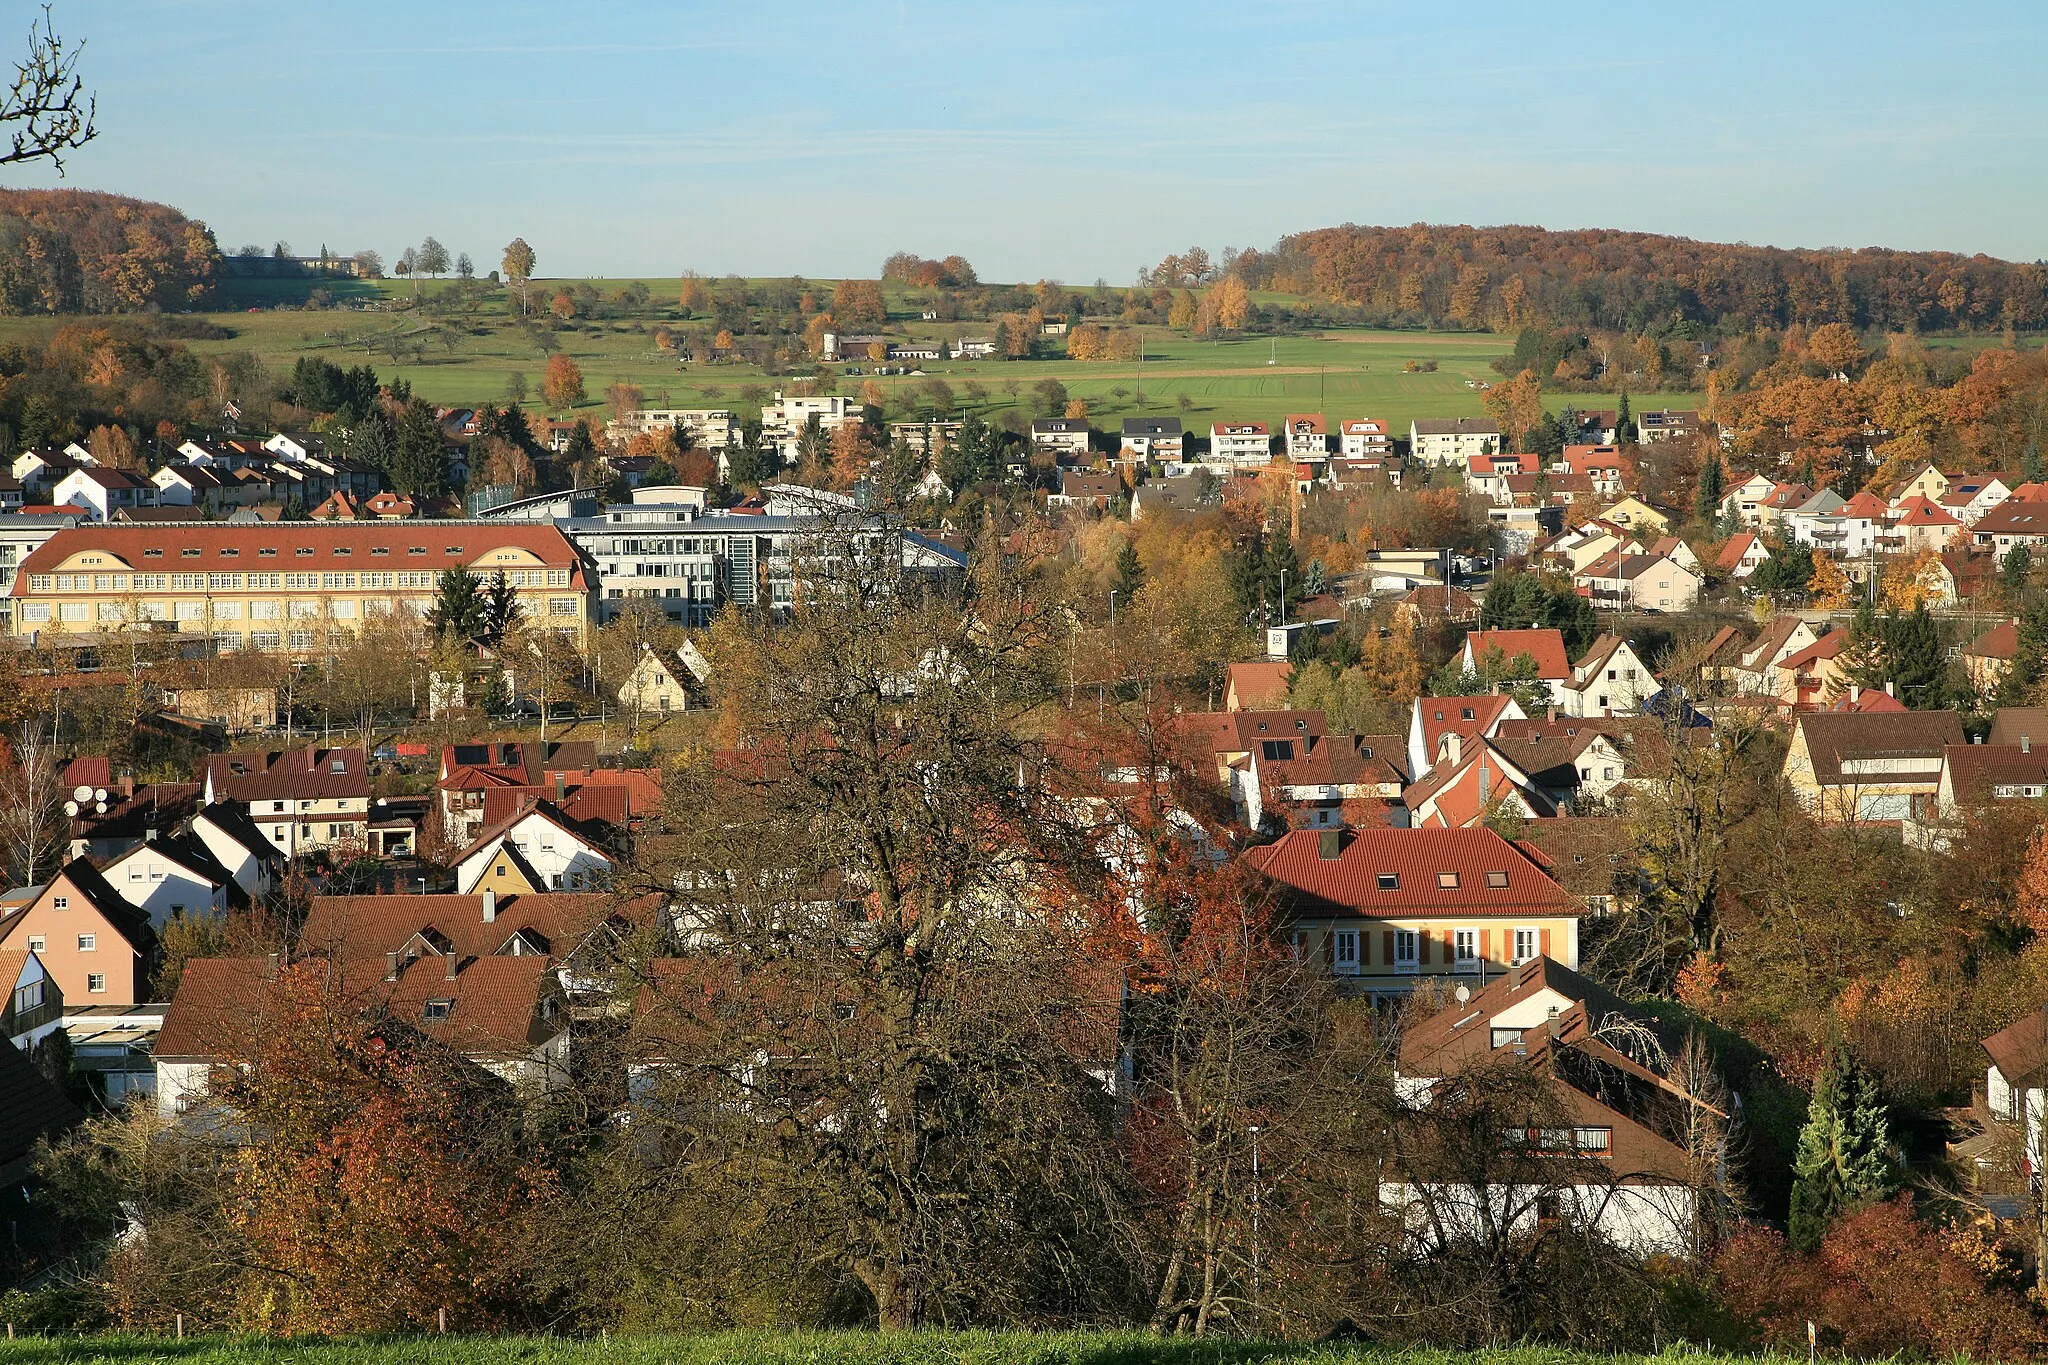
[9,388,2048,1277]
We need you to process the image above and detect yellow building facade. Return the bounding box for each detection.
[11,522,593,653]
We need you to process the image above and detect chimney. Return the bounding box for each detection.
[1546,706,1556,724]
[263,952,279,980]
[553,772,567,802]
[482,889,497,922]
[444,951,459,981]
[1850,685,1860,705]
[1317,828,1341,861]
[118,771,134,799]
[384,950,399,982]
[1444,732,1463,766]
[1885,680,1895,697]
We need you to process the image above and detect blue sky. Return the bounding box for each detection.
[9,0,2046,283]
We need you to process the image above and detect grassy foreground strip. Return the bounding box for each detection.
[0,1336,1789,1365]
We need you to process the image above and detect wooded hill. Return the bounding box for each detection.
[1245,223,2048,336]
[0,188,221,316]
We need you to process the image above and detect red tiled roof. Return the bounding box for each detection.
[1893,495,1961,527]
[1465,629,1570,680]
[1226,661,1293,709]
[1244,827,1575,919]
[1776,631,1844,673]
[1969,621,2019,661]
[1415,695,1516,766]
[14,521,590,591]
[1715,533,1762,571]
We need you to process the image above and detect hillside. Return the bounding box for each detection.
[0,188,221,315]
[1246,222,2048,335]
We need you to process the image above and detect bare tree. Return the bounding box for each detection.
[3,5,96,171]
[627,526,1133,1328]
[0,718,69,884]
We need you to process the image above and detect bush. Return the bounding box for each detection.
[0,1283,113,1334]
[1712,1197,2045,1359]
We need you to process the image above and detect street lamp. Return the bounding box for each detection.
[1108,589,1118,629]
[1248,1123,1263,1316]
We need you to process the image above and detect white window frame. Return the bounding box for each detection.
[1393,929,1419,974]
[77,933,96,952]
[86,972,106,994]
[1454,928,1480,971]
[1331,928,1359,974]
[1513,927,1538,966]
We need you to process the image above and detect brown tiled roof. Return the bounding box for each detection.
[1794,711,1964,786]
[206,747,368,804]
[1991,708,2048,747]
[1244,827,1573,920]
[1985,1007,2048,1087]
[157,954,561,1062]
[1398,955,1633,1076]
[301,891,652,963]
[1969,504,2048,537]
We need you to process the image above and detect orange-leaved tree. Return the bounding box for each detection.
[541,353,585,411]
[210,962,556,1333]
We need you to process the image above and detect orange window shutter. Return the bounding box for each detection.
[1418,932,1430,965]
[1540,926,1552,958]
[1382,930,1394,966]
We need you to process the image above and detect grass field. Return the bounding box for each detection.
[0,1334,1776,1365]
[0,278,1701,438]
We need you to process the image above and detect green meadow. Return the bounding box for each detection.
[0,276,1700,435]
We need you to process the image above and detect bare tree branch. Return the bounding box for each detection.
[3,5,97,172]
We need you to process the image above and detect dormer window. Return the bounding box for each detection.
[371,546,389,556]
[296,547,313,557]
[144,548,163,558]
[1375,873,1398,890]
[259,547,277,557]
[1437,871,1460,889]
[220,548,238,557]
[1486,871,1510,888]
[1461,708,1475,720]
[423,999,454,1020]
[334,547,351,556]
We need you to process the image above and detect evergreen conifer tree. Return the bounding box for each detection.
[1112,540,1144,604]
[2000,594,2048,706]
[1694,453,1724,522]
[1788,1040,1893,1251]
[1615,391,1635,444]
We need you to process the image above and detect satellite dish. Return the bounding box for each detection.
[1453,984,1471,1004]
[94,801,108,814]
[72,785,91,803]
[94,788,108,803]
[62,801,78,817]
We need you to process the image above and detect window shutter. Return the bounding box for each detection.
[1382,930,1395,966]
[1539,926,1552,959]
[1418,932,1430,965]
